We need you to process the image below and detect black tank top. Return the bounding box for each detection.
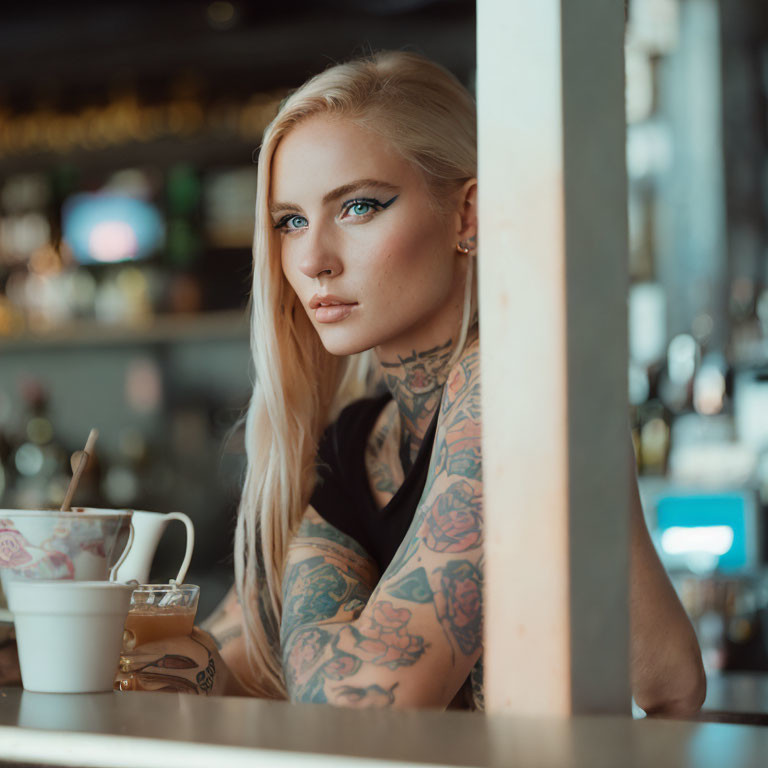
[309,391,441,574]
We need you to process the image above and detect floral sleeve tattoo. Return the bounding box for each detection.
[281,341,484,708]
[281,511,383,702]
[381,344,484,657]
[280,513,379,643]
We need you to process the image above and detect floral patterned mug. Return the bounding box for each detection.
[0,509,133,622]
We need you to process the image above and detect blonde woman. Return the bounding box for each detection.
[199,50,704,713]
[0,51,706,713]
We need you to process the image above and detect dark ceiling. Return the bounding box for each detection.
[0,0,476,110]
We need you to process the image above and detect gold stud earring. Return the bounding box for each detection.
[456,241,470,254]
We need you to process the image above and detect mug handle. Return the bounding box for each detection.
[110,520,135,582]
[166,512,195,585]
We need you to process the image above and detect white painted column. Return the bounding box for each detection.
[477,0,631,716]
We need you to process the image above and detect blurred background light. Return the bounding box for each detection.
[668,333,699,385]
[14,443,43,477]
[62,194,164,265]
[661,525,734,557]
[206,1,237,31]
[656,493,753,573]
[629,282,667,365]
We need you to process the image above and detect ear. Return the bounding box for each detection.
[454,178,478,247]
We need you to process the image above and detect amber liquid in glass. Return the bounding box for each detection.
[123,606,196,646]
[116,605,197,691]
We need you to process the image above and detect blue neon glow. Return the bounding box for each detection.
[62,194,164,265]
[656,494,749,572]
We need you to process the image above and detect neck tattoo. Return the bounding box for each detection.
[380,338,454,466]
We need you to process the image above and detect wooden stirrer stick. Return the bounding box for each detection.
[60,428,99,512]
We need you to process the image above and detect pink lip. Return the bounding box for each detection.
[315,304,356,323]
[309,293,355,309]
[309,293,358,324]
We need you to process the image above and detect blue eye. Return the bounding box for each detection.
[340,195,398,220]
[286,215,308,229]
[274,214,308,231]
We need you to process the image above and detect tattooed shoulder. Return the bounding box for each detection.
[282,508,380,648]
[298,507,375,565]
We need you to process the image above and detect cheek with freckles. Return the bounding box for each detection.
[316,228,453,355]
[365,214,452,299]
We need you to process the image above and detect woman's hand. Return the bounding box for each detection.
[115,627,248,696]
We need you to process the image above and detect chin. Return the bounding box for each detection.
[317,335,373,358]
[314,325,380,358]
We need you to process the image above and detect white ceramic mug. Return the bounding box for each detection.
[6,579,133,693]
[113,510,195,585]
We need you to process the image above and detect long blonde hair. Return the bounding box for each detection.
[234,50,477,697]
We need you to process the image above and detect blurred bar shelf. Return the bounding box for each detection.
[0,310,249,351]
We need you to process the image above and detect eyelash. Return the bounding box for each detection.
[273,195,398,232]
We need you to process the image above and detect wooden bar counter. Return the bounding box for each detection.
[1,678,768,768]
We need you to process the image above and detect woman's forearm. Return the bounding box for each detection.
[202,587,274,696]
[281,615,444,708]
[628,467,706,717]
[281,584,479,709]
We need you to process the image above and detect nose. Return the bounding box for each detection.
[297,224,343,280]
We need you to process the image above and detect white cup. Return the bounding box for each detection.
[6,579,133,693]
[112,510,195,585]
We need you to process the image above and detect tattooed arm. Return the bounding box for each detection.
[281,339,483,709]
[280,508,381,702]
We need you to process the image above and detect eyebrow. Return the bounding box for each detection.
[269,179,399,215]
